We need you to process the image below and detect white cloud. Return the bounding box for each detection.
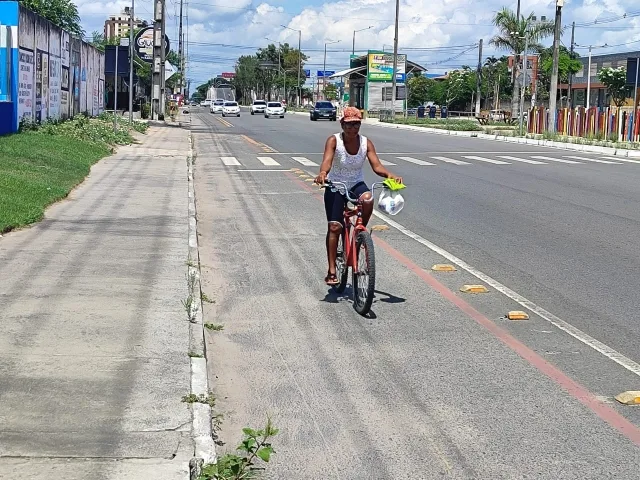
[76,0,640,85]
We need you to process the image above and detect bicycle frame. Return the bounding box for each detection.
[325,181,386,271]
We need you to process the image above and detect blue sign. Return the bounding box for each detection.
[317,70,335,77]
[396,73,406,82]
[304,69,311,77]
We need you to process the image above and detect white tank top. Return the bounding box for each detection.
[327,133,368,188]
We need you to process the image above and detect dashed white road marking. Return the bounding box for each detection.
[497,155,547,165]
[563,156,622,164]
[430,156,471,165]
[257,156,281,166]
[292,156,319,166]
[396,156,435,166]
[380,159,397,166]
[221,156,241,166]
[602,157,640,164]
[530,156,582,164]
[462,155,510,165]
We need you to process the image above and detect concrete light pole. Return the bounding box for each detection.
[548,0,564,132]
[353,26,373,55]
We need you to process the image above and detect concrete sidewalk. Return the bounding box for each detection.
[0,124,194,479]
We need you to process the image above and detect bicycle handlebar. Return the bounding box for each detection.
[321,180,388,203]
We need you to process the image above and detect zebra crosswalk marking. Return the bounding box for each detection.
[430,156,471,165]
[497,155,546,165]
[291,157,319,166]
[257,156,280,166]
[397,156,435,166]
[563,156,621,164]
[530,156,582,164]
[462,155,510,165]
[221,156,241,166]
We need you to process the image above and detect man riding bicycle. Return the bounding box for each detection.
[314,107,403,286]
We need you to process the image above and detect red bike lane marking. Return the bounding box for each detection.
[287,171,640,447]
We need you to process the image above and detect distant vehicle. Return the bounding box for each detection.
[202,99,211,107]
[310,101,337,121]
[250,100,267,115]
[222,101,241,117]
[210,99,224,114]
[265,102,285,119]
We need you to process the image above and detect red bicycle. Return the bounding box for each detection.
[323,180,387,316]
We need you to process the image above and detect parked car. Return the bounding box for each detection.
[265,102,285,118]
[222,101,241,117]
[250,100,267,115]
[210,99,224,114]
[310,101,337,121]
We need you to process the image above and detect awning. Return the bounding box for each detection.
[329,66,366,79]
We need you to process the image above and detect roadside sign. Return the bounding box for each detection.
[317,70,335,77]
[134,26,170,64]
[304,69,311,77]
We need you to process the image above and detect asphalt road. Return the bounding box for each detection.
[191,107,640,478]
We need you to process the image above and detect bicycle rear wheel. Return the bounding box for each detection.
[353,231,375,315]
[335,233,349,293]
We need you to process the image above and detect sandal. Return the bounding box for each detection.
[325,272,339,286]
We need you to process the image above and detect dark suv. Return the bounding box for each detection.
[310,101,337,121]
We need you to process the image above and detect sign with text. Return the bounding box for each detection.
[134,27,170,64]
[367,53,406,82]
[221,72,235,78]
[317,70,335,77]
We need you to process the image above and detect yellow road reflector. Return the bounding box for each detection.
[615,391,640,405]
[432,264,457,272]
[507,311,529,320]
[371,225,390,231]
[460,285,488,293]
[298,174,310,178]
[304,178,315,182]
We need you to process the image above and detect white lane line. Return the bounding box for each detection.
[257,156,281,166]
[221,156,241,166]
[530,156,582,164]
[371,210,640,378]
[563,155,622,164]
[292,156,319,166]
[497,155,547,165]
[602,157,640,164]
[430,156,471,165]
[380,159,397,166]
[237,169,291,172]
[397,156,435,166]
[462,155,510,165]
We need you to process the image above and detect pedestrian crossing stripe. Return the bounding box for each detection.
[430,156,471,165]
[497,155,546,165]
[257,156,280,166]
[291,157,318,166]
[462,155,510,165]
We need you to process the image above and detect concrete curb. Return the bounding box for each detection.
[186,132,216,478]
[364,119,640,158]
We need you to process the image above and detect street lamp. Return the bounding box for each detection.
[574,43,608,108]
[265,37,282,100]
[281,25,302,106]
[323,40,341,100]
[353,26,373,55]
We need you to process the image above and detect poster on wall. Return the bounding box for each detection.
[18,49,34,122]
[93,77,99,116]
[62,32,70,67]
[98,79,104,111]
[35,51,42,122]
[42,53,49,120]
[61,66,69,118]
[49,56,61,119]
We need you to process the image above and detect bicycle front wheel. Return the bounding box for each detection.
[353,231,375,315]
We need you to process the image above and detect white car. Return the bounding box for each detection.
[210,99,224,114]
[222,101,240,117]
[250,100,267,115]
[265,102,285,119]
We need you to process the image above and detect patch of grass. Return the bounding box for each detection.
[201,292,215,304]
[182,392,216,408]
[205,323,224,331]
[0,114,148,233]
[382,117,482,131]
[188,351,204,358]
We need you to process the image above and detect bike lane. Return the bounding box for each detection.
[192,114,639,479]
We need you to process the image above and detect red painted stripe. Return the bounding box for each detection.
[286,169,640,446]
[371,234,640,447]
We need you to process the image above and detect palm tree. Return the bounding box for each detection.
[490,8,554,117]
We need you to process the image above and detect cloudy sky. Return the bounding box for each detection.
[76,0,640,87]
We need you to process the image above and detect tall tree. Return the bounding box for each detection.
[20,0,83,36]
[490,8,554,117]
[598,67,630,107]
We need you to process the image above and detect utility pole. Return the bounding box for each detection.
[390,0,400,114]
[114,43,119,131]
[568,21,575,108]
[159,0,167,117]
[151,0,165,119]
[178,0,184,95]
[475,39,483,116]
[548,0,563,132]
[128,0,135,122]
[519,34,528,136]
[297,30,301,106]
[586,46,592,108]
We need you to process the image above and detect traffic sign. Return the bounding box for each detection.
[317,70,335,77]
[304,69,311,77]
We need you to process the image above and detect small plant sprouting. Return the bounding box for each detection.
[182,393,216,408]
[198,418,279,480]
[205,323,224,331]
[181,294,196,322]
[201,292,215,304]
[188,351,204,358]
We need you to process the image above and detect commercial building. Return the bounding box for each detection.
[563,49,640,107]
[330,51,426,113]
[104,7,145,41]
